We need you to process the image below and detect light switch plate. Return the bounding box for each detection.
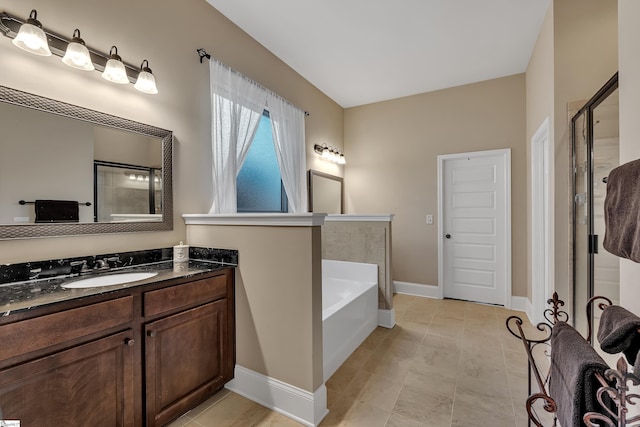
[426,214,433,225]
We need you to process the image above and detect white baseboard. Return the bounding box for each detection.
[393,281,440,299]
[225,365,328,427]
[378,309,395,328]
[510,296,534,324]
[394,282,533,321]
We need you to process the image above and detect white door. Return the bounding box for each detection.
[439,149,511,306]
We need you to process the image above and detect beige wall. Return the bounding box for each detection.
[618,0,640,314]
[344,75,527,296]
[0,103,94,223]
[0,0,343,263]
[551,0,618,303]
[525,5,554,302]
[187,225,323,393]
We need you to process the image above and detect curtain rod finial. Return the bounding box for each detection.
[197,48,211,63]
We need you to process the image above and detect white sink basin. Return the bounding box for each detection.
[62,272,158,289]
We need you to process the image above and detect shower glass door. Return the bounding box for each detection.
[592,89,619,304]
[571,74,619,338]
[573,110,589,334]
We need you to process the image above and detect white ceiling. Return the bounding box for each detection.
[205,0,551,108]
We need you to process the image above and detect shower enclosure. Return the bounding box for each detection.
[571,73,619,335]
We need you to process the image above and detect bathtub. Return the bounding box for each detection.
[322,260,378,381]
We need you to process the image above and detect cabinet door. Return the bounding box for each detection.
[145,300,229,427]
[0,330,135,427]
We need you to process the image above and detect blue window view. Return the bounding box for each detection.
[237,113,288,212]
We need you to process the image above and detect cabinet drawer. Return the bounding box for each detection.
[0,296,134,361]
[144,274,227,317]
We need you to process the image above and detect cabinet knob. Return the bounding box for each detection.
[147,331,156,338]
[125,338,135,346]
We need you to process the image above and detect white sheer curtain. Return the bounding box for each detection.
[208,59,266,214]
[267,94,308,213]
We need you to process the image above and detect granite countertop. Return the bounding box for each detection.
[0,260,232,316]
[0,247,238,316]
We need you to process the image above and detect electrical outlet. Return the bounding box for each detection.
[426,214,433,225]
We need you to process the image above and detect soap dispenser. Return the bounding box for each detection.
[173,241,189,272]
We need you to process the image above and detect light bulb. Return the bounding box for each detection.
[134,60,158,94]
[12,10,51,56]
[62,29,94,71]
[102,46,129,84]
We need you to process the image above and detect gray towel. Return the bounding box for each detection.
[34,200,79,223]
[550,322,612,427]
[603,159,640,262]
[598,305,640,364]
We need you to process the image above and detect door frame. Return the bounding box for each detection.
[531,117,554,324]
[437,148,512,308]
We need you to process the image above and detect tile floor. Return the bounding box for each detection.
[168,294,537,426]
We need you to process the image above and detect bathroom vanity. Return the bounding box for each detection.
[0,252,236,427]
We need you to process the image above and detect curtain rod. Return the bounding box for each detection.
[197,48,310,117]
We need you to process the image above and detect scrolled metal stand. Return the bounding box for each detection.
[506,291,567,426]
[584,358,640,427]
[506,292,640,427]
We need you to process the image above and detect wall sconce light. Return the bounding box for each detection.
[314,144,346,165]
[61,29,94,70]
[134,59,158,94]
[11,9,51,56]
[1,10,158,94]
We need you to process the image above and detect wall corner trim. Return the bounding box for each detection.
[378,308,396,328]
[182,213,327,226]
[225,365,328,427]
[510,296,534,324]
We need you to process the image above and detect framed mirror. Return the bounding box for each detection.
[0,85,172,239]
[308,170,343,214]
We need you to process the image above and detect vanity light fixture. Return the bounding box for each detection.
[61,29,94,71]
[1,11,159,94]
[11,9,51,56]
[102,46,129,84]
[314,144,346,165]
[134,60,158,94]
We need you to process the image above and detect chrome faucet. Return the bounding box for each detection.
[95,256,120,270]
[71,256,120,275]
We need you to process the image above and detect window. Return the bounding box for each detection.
[236,113,288,212]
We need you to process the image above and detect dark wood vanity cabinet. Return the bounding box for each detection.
[0,330,135,426]
[0,269,235,427]
[143,274,235,427]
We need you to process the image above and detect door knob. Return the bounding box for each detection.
[125,338,135,346]
[445,234,451,239]
[147,331,156,338]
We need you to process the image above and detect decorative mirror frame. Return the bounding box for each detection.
[0,85,173,239]
[308,169,343,214]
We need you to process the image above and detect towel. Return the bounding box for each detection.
[597,305,640,364]
[34,200,79,223]
[550,322,612,427]
[603,159,640,262]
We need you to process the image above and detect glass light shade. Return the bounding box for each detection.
[322,146,331,159]
[102,57,129,84]
[338,154,346,165]
[134,70,158,94]
[12,22,51,56]
[62,42,94,71]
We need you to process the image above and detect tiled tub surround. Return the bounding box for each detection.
[0,247,238,314]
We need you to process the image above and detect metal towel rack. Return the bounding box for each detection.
[19,200,92,206]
